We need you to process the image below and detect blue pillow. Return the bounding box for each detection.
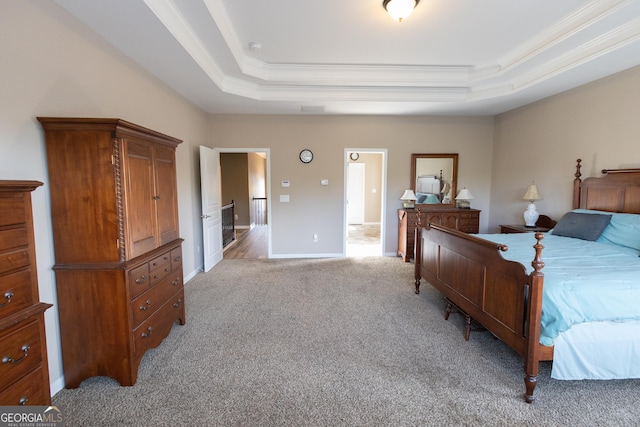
[551,212,612,241]
[573,209,640,252]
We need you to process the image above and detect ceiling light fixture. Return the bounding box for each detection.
[383,0,419,22]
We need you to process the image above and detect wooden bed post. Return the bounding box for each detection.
[414,208,422,294]
[524,232,545,403]
[572,159,582,209]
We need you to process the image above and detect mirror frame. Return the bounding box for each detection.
[410,153,459,207]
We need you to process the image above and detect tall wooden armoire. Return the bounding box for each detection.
[38,118,185,388]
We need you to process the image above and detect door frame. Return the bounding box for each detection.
[343,149,387,256]
[216,147,272,258]
[347,162,365,225]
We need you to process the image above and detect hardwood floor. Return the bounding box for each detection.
[223,224,381,259]
[224,226,268,259]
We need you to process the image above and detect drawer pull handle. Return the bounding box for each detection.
[135,275,146,284]
[141,326,153,338]
[2,344,30,365]
[0,291,14,308]
[139,300,151,311]
[19,397,28,406]
[173,298,182,308]
[172,278,181,286]
[173,256,181,262]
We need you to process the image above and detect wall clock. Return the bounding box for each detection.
[299,149,313,164]
[350,152,359,161]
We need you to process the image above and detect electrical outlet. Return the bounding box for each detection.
[313,233,319,242]
[234,214,238,220]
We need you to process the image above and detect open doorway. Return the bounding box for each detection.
[345,149,386,257]
[218,149,271,259]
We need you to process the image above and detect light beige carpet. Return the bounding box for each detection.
[52,257,639,426]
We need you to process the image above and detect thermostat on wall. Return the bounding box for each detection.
[281,180,290,187]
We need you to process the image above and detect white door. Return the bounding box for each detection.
[200,146,223,272]
[347,163,365,225]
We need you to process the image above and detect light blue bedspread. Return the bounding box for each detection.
[476,233,640,346]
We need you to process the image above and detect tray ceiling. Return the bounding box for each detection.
[55,0,640,115]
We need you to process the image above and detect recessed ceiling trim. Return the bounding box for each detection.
[142,0,225,84]
[510,15,640,91]
[140,0,640,110]
[259,64,472,86]
[497,0,631,73]
[255,86,468,103]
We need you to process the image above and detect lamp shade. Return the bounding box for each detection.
[400,189,417,201]
[522,184,542,202]
[456,188,474,200]
[383,0,419,22]
[441,183,451,194]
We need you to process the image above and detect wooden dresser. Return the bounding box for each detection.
[0,181,52,405]
[398,207,480,262]
[38,118,185,388]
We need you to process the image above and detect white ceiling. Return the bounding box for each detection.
[55,0,640,115]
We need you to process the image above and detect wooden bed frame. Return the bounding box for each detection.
[413,159,640,403]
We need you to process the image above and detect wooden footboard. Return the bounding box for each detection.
[414,224,550,403]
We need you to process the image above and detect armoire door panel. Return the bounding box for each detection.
[154,146,179,246]
[123,141,157,258]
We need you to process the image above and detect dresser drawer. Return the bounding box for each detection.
[128,263,150,299]
[458,211,478,219]
[149,262,172,286]
[458,217,479,226]
[0,228,30,276]
[150,252,171,270]
[0,365,49,406]
[0,269,35,318]
[131,268,184,327]
[133,290,184,358]
[170,247,182,271]
[0,198,27,228]
[0,319,43,390]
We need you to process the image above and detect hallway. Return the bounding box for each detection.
[223,224,381,259]
[223,226,268,259]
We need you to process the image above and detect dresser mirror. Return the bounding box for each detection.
[410,153,458,206]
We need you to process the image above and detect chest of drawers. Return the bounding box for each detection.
[398,207,480,262]
[0,181,52,406]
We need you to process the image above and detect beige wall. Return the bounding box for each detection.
[491,65,640,232]
[209,115,495,256]
[1,1,209,395]
[221,153,250,226]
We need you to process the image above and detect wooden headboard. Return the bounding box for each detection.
[573,159,640,214]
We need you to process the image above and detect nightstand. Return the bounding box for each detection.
[500,224,551,234]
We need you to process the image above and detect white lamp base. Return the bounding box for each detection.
[523,203,539,227]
